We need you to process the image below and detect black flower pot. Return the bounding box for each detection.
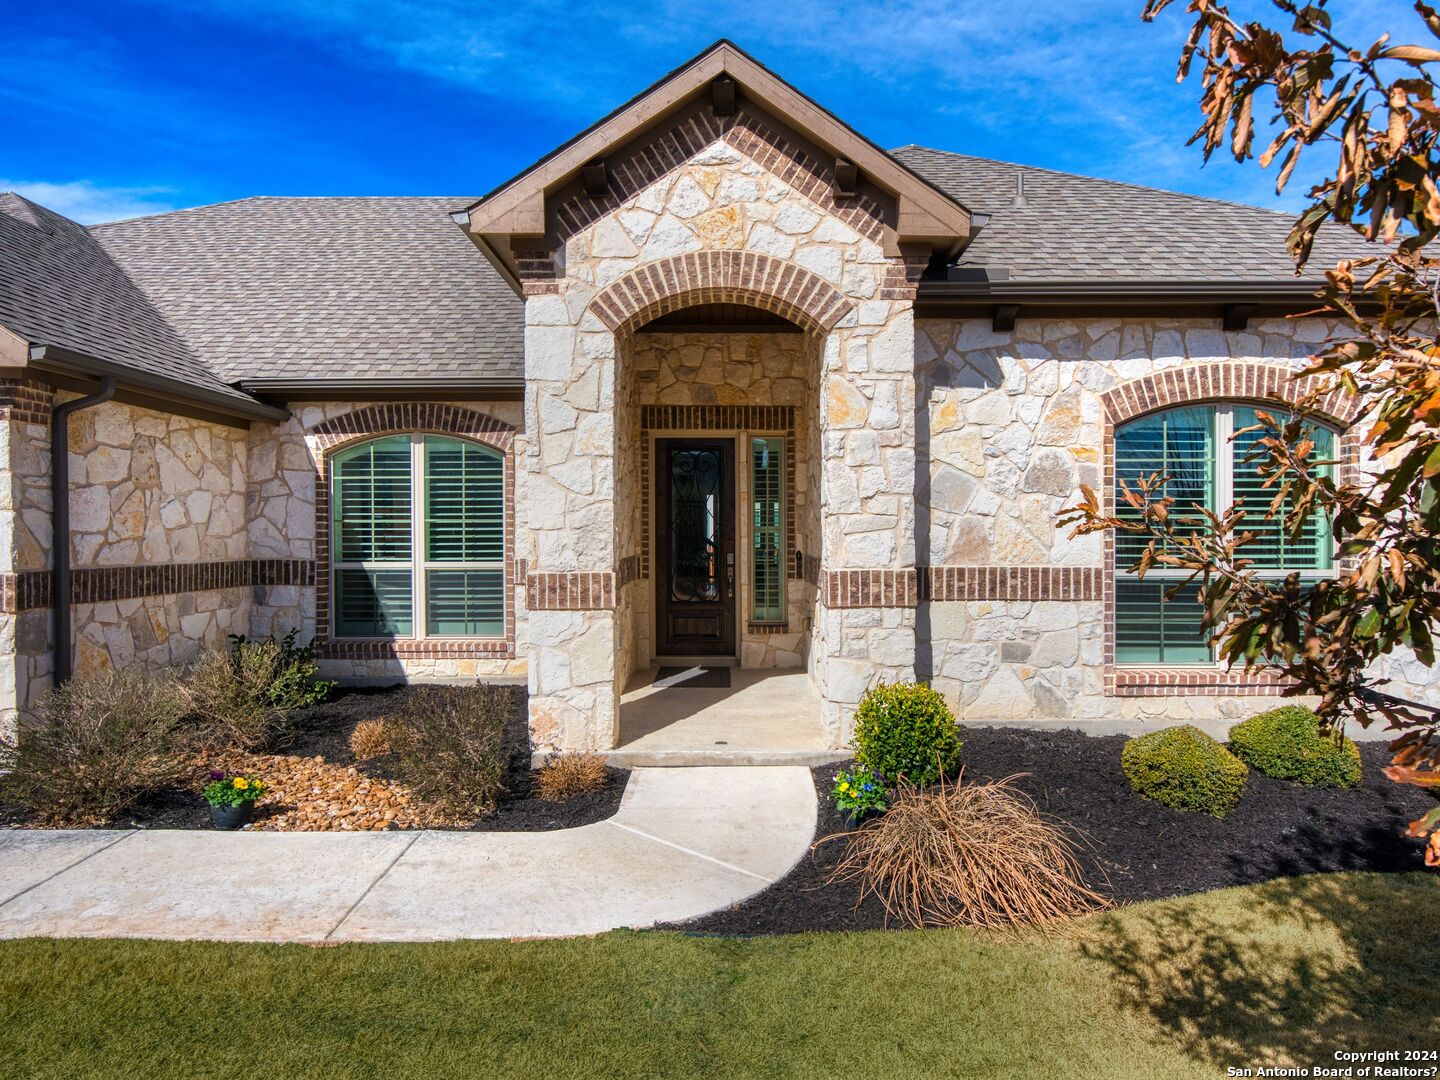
[209,802,255,830]
[842,807,881,829]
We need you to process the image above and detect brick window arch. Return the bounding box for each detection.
[308,405,516,660]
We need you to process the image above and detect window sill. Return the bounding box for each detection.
[1109,666,1293,697]
[319,638,514,659]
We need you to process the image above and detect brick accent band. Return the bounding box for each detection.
[921,566,1103,602]
[822,569,919,608]
[526,572,616,610]
[0,558,315,614]
[590,250,854,336]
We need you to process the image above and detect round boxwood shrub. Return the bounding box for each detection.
[852,681,962,785]
[1121,724,1249,818]
[1228,705,1362,789]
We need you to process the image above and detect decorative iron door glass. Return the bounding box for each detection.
[656,439,736,656]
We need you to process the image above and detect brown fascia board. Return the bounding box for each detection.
[459,40,972,269]
[913,277,1345,318]
[25,344,289,425]
[240,377,525,403]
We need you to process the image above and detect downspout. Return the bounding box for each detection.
[50,377,116,686]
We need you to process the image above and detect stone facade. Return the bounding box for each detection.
[0,391,254,724]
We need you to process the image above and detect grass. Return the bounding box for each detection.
[2,872,1437,1079]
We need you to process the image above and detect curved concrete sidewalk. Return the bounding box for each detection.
[0,766,816,943]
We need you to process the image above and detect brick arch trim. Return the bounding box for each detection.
[589,251,855,336]
[308,403,515,455]
[1099,361,1362,428]
[307,403,516,659]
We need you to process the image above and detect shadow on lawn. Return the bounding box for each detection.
[1079,873,1440,1067]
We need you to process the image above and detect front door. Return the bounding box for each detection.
[655,438,736,656]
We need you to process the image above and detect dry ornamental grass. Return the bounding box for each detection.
[348,719,390,761]
[821,773,1112,930]
[536,752,609,801]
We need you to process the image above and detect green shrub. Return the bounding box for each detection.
[0,669,189,824]
[383,684,511,816]
[228,630,335,711]
[852,681,962,785]
[1121,725,1249,818]
[1228,706,1362,789]
[184,631,334,753]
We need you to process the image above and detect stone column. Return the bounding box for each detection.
[519,287,621,753]
[815,302,920,746]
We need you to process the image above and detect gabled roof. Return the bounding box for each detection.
[895,146,1371,285]
[458,40,975,286]
[92,197,522,388]
[0,193,281,418]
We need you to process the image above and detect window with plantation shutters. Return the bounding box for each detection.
[331,434,505,639]
[751,437,785,623]
[1113,403,1335,665]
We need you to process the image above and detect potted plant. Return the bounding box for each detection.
[202,771,266,829]
[832,765,888,827]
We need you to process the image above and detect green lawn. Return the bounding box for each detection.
[2,872,1437,1080]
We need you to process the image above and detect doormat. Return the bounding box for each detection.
[654,666,732,688]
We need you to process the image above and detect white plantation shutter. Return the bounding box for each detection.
[1229,406,1334,571]
[751,438,785,623]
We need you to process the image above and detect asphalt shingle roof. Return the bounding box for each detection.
[0,149,1383,405]
[0,193,256,403]
[892,145,1371,282]
[90,197,523,384]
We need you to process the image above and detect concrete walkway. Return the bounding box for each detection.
[0,766,816,943]
[614,668,843,767]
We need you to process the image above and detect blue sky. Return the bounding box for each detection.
[0,0,1422,223]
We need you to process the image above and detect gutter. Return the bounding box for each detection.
[26,344,290,424]
[916,277,1333,302]
[51,376,116,686]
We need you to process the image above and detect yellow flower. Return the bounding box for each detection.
[233,777,250,790]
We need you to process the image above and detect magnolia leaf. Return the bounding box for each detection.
[1378,44,1440,62]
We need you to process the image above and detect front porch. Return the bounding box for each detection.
[610,667,841,767]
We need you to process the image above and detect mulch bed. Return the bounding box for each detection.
[1,685,628,833]
[672,726,1437,936]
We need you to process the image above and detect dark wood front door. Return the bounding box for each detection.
[656,438,736,656]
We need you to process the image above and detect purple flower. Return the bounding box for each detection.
[209,770,225,781]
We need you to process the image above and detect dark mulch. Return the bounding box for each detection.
[674,726,1437,936]
[1,685,627,833]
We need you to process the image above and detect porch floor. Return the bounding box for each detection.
[612,668,843,767]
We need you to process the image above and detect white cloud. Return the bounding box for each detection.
[0,179,177,224]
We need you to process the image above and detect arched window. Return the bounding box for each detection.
[330,434,505,639]
[1113,404,1335,665]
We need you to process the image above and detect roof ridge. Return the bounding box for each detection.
[893,144,1306,221]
